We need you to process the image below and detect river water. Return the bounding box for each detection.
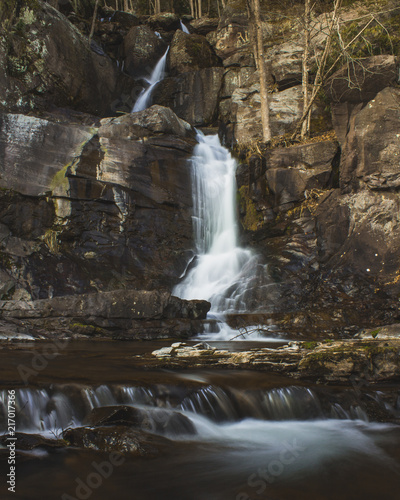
[0,341,399,500]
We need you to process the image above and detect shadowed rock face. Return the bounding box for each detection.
[0,106,196,301]
[0,1,134,117]
[122,25,167,78]
[325,55,399,104]
[152,67,224,126]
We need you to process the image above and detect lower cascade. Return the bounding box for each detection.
[173,132,267,339]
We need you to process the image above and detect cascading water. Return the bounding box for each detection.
[2,382,398,498]
[180,20,190,33]
[131,47,169,113]
[173,131,266,339]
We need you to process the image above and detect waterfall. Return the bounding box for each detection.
[180,20,190,34]
[131,47,169,113]
[173,132,264,338]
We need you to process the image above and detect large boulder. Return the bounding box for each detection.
[168,30,221,76]
[340,87,400,192]
[152,68,224,126]
[0,106,197,299]
[122,25,167,78]
[0,1,132,117]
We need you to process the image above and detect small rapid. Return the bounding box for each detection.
[0,384,373,436]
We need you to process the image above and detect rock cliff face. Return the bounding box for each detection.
[1,0,400,337]
[0,105,196,301]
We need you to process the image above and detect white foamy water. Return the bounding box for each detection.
[180,20,190,33]
[173,132,267,339]
[132,47,169,112]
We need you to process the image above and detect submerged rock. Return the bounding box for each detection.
[85,405,196,436]
[63,425,169,456]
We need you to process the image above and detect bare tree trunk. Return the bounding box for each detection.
[250,0,271,142]
[89,0,100,45]
[301,0,311,139]
[190,0,194,17]
[292,0,343,139]
[198,0,202,18]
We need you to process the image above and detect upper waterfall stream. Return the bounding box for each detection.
[174,132,267,340]
[132,47,169,113]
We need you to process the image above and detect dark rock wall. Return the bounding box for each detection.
[0,106,196,300]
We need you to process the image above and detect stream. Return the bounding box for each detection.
[1,341,400,499]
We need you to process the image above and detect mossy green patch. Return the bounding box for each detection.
[302,341,319,350]
[369,328,381,339]
[50,165,69,191]
[238,185,264,231]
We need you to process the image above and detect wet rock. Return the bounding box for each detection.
[63,425,169,456]
[266,141,338,171]
[122,25,167,77]
[148,339,400,384]
[325,55,398,104]
[153,68,224,126]
[168,30,221,75]
[0,1,133,116]
[85,405,196,436]
[339,87,400,192]
[0,290,210,321]
[0,433,66,451]
[266,166,331,209]
[357,324,400,340]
